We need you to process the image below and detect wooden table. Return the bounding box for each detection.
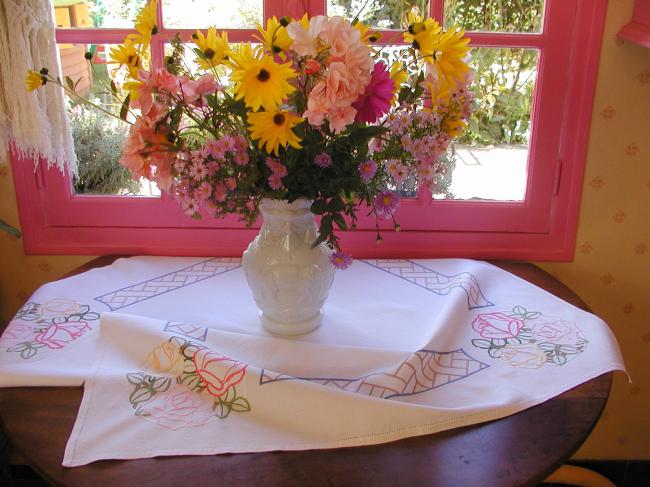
[0,258,612,487]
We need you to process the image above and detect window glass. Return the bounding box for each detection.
[436,47,538,201]
[58,42,158,196]
[162,0,263,29]
[54,0,147,29]
[326,0,429,30]
[444,0,545,33]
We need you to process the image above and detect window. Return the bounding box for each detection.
[12,0,608,259]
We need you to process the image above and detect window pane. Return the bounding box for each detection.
[162,0,262,29]
[434,47,538,201]
[327,0,429,30]
[54,0,146,29]
[444,0,545,33]
[58,42,159,196]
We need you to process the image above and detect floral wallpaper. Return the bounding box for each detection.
[0,0,648,459]
[538,0,650,459]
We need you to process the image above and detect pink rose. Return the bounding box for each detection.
[472,312,524,340]
[34,321,91,349]
[142,384,215,430]
[0,320,33,347]
[528,318,583,346]
[500,344,546,369]
[193,350,247,398]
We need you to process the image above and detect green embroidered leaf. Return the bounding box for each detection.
[213,398,231,419]
[471,339,492,349]
[224,386,237,403]
[487,347,503,359]
[536,342,557,352]
[127,372,146,385]
[551,353,568,366]
[21,346,38,360]
[148,376,172,393]
[230,397,251,413]
[129,386,155,404]
[512,305,528,316]
[557,345,581,355]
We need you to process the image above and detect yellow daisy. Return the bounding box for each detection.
[389,62,407,104]
[354,21,382,44]
[193,27,230,70]
[422,75,451,111]
[110,40,142,78]
[428,27,471,86]
[134,0,158,47]
[25,70,45,91]
[247,109,303,155]
[254,16,292,59]
[403,17,441,47]
[230,44,296,111]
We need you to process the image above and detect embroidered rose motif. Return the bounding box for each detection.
[0,320,33,347]
[472,312,524,340]
[34,321,91,349]
[142,384,215,430]
[193,349,247,398]
[500,343,546,369]
[38,299,83,319]
[527,318,584,346]
[146,341,184,375]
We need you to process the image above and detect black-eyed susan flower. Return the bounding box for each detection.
[354,20,382,44]
[247,109,303,155]
[254,16,292,59]
[134,0,158,47]
[193,27,230,70]
[25,70,46,91]
[230,44,296,111]
[110,40,142,78]
[428,27,471,86]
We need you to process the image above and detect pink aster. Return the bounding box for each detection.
[268,173,284,190]
[374,190,400,219]
[359,159,377,182]
[189,161,208,181]
[314,152,332,168]
[213,182,227,202]
[353,62,395,124]
[330,251,353,270]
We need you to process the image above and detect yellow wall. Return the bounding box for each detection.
[0,0,648,459]
[539,0,650,459]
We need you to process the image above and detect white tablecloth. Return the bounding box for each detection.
[0,257,625,466]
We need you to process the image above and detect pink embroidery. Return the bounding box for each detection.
[34,321,91,349]
[141,383,216,430]
[193,350,247,398]
[472,312,524,340]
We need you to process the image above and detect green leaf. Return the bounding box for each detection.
[230,396,251,413]
[149,376,172,393]
[119,93,131,121]
[332,213,347,230]
[0,218,21,238]
[311,199,328,215]
[129,386,154,405]
[65,76,74,91]
[126,372,146,386]
[110,80,118,96]
[471,339,492,349]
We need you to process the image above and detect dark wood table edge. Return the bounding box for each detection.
[0,256,616,487]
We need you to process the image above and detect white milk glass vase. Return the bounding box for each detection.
[242,198,335,335]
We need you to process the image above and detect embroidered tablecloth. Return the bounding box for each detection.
[0,257,625,466]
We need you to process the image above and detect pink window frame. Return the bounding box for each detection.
[11,0,608,260]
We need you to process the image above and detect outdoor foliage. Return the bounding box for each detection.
[333,0,542,146]
[70,104,140,195]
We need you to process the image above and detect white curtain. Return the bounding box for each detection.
[0,0,77,172]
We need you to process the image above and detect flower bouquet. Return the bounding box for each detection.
[28,2,473,333]
[27,1,473,268]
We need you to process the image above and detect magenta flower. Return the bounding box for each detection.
[314,152,332,168]
[374,190,400,219]
[359,159,377,182]
[330,251,353,270]
[352,62,395,124]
